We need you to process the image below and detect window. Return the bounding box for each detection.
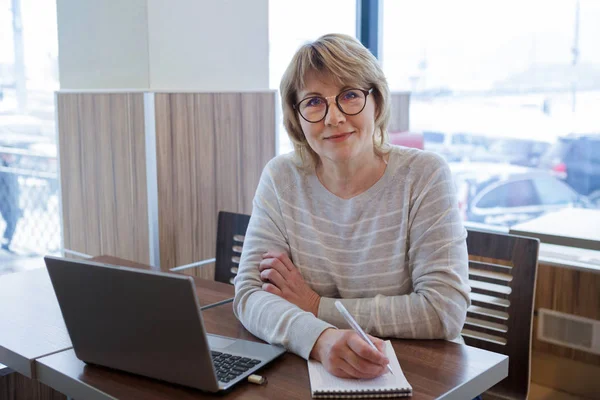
[589,140,600,164]
[382,0,600,232]
[423,131,444,143]
[477,184,510,209]
[269,0,357,155]
[477,180,539,209]
[451,133,470,145]
[533,177,578,205]
[0,0,60,272]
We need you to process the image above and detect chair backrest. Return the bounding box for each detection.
[214,211,251,284]
[462,229,539,400]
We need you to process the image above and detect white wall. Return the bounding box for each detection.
[57,0,150,89]
[56,0,269,91]
[147,0,269,91]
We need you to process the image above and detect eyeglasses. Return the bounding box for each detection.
[294,88,373,123]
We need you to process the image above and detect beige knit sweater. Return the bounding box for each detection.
[233,146,470,359]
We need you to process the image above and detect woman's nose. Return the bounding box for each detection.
[325,101,346,126]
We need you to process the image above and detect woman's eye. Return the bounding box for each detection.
[342,91,359,100]
[306,97,324,107]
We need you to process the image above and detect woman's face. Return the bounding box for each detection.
[297,73,377,166]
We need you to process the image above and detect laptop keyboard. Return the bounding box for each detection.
[211,351,261,383]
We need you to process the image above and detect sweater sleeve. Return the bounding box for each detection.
[317,153,470,340]
[233,162,335,359]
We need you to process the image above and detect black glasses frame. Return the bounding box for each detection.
[293,88,374,123]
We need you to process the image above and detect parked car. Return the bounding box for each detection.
[450,162,591,227]
[476,138,551,167]
[538,133,600,205]
[421,131,489,162]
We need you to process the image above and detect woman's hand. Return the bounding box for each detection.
[310,328,389,379]
[259,251,321,316]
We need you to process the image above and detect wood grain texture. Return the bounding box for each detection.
[533,262,600,366]
[56,93,150,264]
[389,92,411,132]
[155,92,276,276]
[464,229,540,400]
[531,351,600,399]
[35,291,507,400]
[0,371,66,400]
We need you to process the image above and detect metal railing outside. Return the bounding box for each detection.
[0,145,60,255]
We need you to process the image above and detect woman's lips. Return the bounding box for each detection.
[324,132,353,142]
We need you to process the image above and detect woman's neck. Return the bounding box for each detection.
[316,152,388,199]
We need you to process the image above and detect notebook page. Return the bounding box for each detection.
[308,341,412,394]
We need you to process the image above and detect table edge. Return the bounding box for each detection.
[438,353,508,400]
[0,345,34,378]
[37,350,118,400]
[509,228,599,252]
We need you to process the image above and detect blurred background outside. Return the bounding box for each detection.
[1,0,599,274]
[0,0,59,273]
[271,0,600,232]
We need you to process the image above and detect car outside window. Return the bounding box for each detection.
[539,139,570,166]
[452,133,469,145]
[477,183,509,208]
[476,180,539,209]
[533,177,578,205]
[588,140,600,164]
[423,131,444,143]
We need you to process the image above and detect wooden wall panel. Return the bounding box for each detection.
[0,371,66,400]
[155,92,276,277]
[240,94,276,215]
[193,94,218,275]
[532,263,600,365]
[214,93,243,214]
[389,92,410,132]
[57,93,150,264]
[532,262,600,397]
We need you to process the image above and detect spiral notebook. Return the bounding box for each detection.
[307,341,412,399]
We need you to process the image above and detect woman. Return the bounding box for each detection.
[233,33,470,380]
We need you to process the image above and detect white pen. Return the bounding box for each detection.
[334,300,394,375]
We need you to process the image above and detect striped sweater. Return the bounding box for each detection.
[233,146,470,360]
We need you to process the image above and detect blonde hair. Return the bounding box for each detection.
[280,33,391,168]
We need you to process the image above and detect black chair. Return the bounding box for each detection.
[170,211,251,285]
[462,228,539,400]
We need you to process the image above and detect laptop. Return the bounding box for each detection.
[44,256,285,392]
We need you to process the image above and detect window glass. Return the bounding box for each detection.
[589,140,600,163]
[477,184,510,209]
[423,131,444,143]
[477,180,538,208]
[507,180,538,207]
[533,177,578,205]
[382,0,600,230]
[0,0,60,274]
[451,134,470,145]
[269,0,357,155]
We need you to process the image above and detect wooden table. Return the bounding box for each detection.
[35,291,508,399]
[2,256,507,399]
[0,267,72,378]
[0,255,234,379]
[510,208,600,251]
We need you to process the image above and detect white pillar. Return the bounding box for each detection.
[56,0,269,90]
